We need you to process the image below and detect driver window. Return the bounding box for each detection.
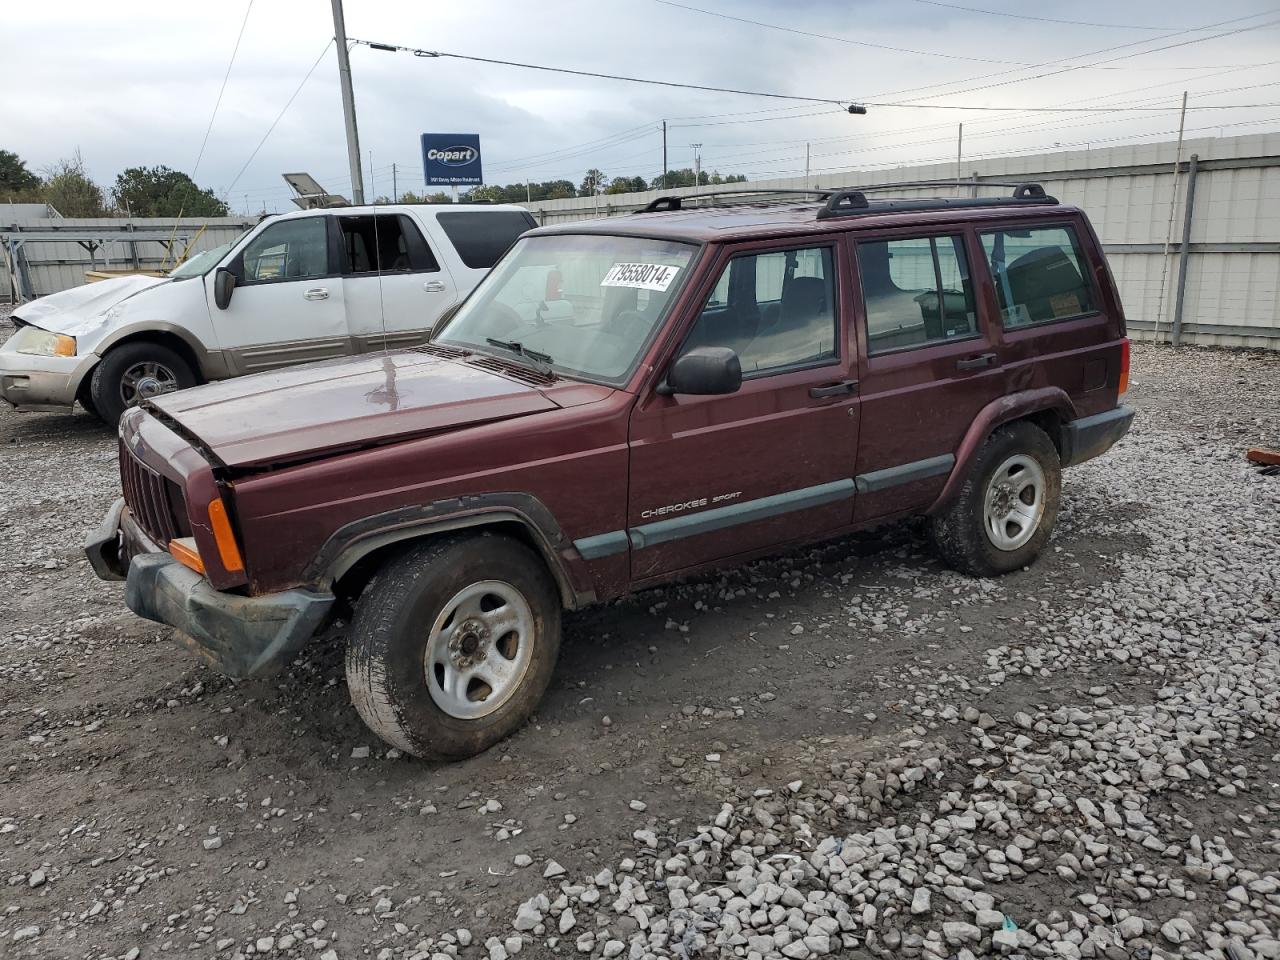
[682,246,838,377]
[241,218,328,282]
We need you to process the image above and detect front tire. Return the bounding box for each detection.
[90,342,195,426]
[928,420,1061,577]
[345,534,562,759]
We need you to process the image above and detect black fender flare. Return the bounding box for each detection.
[302,493,594,610]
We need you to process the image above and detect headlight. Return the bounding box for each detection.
[14,327,76,357]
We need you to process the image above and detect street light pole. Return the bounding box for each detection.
[331,0,366,205]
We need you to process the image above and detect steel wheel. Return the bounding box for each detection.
[424,580,535,720]
[119,361,179,406]
[983,454,1046,551]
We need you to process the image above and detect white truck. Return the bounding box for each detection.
[0,204,536,424]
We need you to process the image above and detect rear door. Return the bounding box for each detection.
[208,215,350,374]
[974,217,1120,417]
[627,237,860,582]
[337,213,454,352]
[848,226,1006,522]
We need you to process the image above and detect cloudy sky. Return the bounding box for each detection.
[5,0,1278,211]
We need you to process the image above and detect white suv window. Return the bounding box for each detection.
[241,218,328,283]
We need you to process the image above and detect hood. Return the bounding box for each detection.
[148,350,567,470]
[14,275,170,336]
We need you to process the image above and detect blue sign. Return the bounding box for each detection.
[422,133,483,187]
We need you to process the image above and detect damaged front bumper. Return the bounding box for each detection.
[86,497,334,678]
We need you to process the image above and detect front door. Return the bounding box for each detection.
[849,228,1006,522]
[336,213,457,352]
[209,215,349,375]
[627,240,860,582]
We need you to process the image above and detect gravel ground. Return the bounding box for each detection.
[1,306,1277,960]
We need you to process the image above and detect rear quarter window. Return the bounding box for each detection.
[436,211,537,269]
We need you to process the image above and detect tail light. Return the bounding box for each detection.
[1118,338,1130,395]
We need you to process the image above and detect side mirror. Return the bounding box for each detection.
[661,346,742,396]
[213,268,237,310]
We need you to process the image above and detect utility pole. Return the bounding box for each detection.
[956,123,963,190]
[805,143,810,186]
[392,163,398,203]
[331,0,365,205]
[526,180,532,203]
[691,143,702,190]
[662,120,668,190]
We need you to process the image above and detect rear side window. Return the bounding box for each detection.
[980,225,1095,328]
[337,214,438,274]
[682,246,838,377]
[436,211,536,269]
[856,235,977,355]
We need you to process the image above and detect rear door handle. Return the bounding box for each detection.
[303,287,329,301]
[809,379,859,399]
[423,280,446,293]
[956,352,998,371]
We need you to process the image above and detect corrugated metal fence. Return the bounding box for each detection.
[1,216,256,303]
[526,132,1280,349]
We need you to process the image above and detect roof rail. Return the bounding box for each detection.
[815,182,1058,220]
[635,187,833,214]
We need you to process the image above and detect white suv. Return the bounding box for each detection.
[0,203,535,424]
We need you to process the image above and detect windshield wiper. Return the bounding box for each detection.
[484,338,555,375]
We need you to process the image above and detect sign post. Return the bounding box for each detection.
[422,134,483,201]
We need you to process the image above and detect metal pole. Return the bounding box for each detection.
[956,123,963,191]
[805,143,810,185]
[392,163,398,203]
[526,180,531,203]
[1171,154,1199,348]
[331,0,366,205]
[662,120,668,190]
[692,143,702,190]
[1153,91,1188,341]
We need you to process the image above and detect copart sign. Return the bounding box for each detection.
[422,133,483,186]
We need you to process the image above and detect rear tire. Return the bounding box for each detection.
[90,342,195,427]
[928,420,1061,577]
[345,534,562,759]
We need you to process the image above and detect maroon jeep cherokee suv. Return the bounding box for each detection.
[87,184,1133,759]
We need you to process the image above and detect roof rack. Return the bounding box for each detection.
[636,187,833,214]
[633,181,1058,218]
[815,182,1057,220]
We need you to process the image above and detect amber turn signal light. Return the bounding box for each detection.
[1118,337,1131,395]
[207,498,245,573]
[168,537,205,574]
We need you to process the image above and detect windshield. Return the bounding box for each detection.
[435,234,697,384]
[169,240,235,280]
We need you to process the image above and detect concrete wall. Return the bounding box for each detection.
[1,216,257,302]
[525,133,1280,349]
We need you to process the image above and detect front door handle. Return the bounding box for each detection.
[303,287,329,301]
[809,379,859,399]
[423,280,446,293]
[956,352,998,371]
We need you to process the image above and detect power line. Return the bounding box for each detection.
[193,0,254,179]
[650,0,1270,70]
[648,0,1043,66]
[352,39,859,107]
[351,34,1280,115]
[224,38,334,195]
[907,0,1183,30]
[880,13,1280,104]
[863,10,1278,103]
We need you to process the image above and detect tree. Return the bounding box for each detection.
[606,175,648,195]
[0,150,41,199]
[112,165,228,217]
[42,152,106,216]
[579,168,606,197]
